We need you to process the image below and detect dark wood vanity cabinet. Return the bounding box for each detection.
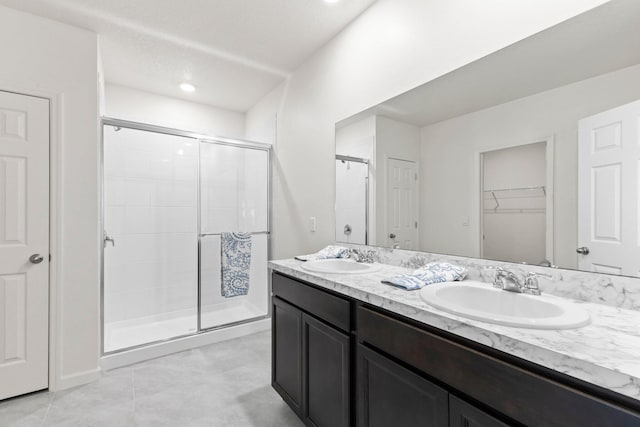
[303,313,350,427]
[272,296,303,414]
[272,273,351,427]
[449,396,510,427]
[272,272,640,427]
[357,305,640,427]
[357,343,448,427]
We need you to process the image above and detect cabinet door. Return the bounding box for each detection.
[449,396,511,427]
[357,344,448,427]
[272,297,303,414]
[303,314,350,427]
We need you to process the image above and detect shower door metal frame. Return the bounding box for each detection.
[335,154,370,245]
[100,117,272,355]
[197,137,272,333]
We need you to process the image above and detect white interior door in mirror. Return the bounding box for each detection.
[0,90,49,399]
[335,159,368,244]
[386,158,418,249]
[578,99,640,275]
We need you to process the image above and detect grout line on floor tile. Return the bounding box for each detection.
[39,400,51,427]
[131,367,136,412]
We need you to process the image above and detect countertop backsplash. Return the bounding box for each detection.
[341,243,640,311]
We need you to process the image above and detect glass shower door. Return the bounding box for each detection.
[199,141,270,330]
[103,125,198,353]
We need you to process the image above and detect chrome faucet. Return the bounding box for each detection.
[493,268,552,296]
[493,267,523,293]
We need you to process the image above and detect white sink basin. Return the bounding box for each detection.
[300,259,382,275]
[419,281,590,330]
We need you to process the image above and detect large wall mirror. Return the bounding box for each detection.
[334,0,640,277]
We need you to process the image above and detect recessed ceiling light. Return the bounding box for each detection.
[180,82,196,93]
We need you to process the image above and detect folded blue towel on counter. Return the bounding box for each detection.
[382,262,467,290]
[295,245,350,261]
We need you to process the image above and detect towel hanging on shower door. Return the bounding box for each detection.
[221,232,252,297]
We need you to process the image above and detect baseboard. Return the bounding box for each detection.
[53,368,102,391]
[100,318,271,371]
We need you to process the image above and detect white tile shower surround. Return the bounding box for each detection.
[0,332,302,427]
[270,258,640,402]
[105,302,267,353]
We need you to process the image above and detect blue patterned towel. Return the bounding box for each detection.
[294,245,350,261]
[382,262,467,290]
[221,232,252,298]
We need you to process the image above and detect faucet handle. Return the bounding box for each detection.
[523,272,551,295]
[492,267,509,288]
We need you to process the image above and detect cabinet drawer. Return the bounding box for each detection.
[272,272,351,332]
[357,305,640,427]
[449,395,510,427]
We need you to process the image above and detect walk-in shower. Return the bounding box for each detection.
[101,119,270,355]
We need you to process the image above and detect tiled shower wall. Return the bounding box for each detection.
[103,127,198,323]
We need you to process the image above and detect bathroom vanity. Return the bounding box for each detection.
[270,260,640,427]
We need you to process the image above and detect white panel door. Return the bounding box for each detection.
[0,91,49,399]
[386,158,418,249]
[578,99,640,275]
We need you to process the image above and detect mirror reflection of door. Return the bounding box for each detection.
[578,99,640,275]
[481,142,548,265]
[386,158,418,249]
[335,157,368,245]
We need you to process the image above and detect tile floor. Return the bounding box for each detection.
[0,331,304,427]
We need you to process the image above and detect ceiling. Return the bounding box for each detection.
[338,0,640,128]
[0,0,377,111]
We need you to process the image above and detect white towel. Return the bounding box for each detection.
[221,232,252,297]
[382,262,467,290]
[295,245,350,261]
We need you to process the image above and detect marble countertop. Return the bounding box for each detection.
[269,258,640,402]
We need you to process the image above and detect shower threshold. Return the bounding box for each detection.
[104,303,267,353]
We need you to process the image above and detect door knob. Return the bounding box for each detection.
[576,246,590,255]
[389,233,396,239]
[104,233,115,247]
[29,254,44,264]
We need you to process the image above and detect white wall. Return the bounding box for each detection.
[420,63,640,269]
[335,115,376,243]
[105,84,245,139]
[245,83,284,145]
[0,6,100,389]
[335,115,376,159]
[244,0,610,259]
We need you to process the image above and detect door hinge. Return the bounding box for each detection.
[415,221,418,229]
[414,172,418,181]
